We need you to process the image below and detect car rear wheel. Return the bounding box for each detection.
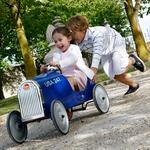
[93,84,110,114]
[51,100,69,134]
[6,110,28,144]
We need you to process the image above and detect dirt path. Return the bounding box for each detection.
[0,70,150,150]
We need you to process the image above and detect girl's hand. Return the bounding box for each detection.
[49,61,58,67]
[40,64,48,73]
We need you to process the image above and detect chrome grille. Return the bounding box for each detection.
[17,80,44,122]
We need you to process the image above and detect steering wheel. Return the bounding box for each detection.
[47,64,62,74]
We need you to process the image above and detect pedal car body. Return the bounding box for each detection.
[6,68,110,144]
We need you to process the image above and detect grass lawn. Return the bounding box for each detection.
[1,61,150,116]
[0,96,18,116]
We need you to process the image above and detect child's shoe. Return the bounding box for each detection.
[124,84,139,95]
[130,54,146,72]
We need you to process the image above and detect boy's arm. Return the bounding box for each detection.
[91,33,105,70]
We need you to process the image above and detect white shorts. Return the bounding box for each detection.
[101,45,129,79]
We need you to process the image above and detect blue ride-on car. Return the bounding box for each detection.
[6,66,110,144]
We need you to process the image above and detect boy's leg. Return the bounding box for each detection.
[114,56,140,95]
[102,51,144,95]
[114,73,138,87]
[112,51,139,95]
[114,73,139,95]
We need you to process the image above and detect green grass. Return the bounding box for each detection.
[1,60,150,116]
[0,96,18,116]
[145,60,150,68]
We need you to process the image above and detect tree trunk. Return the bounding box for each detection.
[9,0,37,79]
[0,74,5,100]
[124,0,150,61]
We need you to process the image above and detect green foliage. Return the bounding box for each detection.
[0,1,22,63]
[1,0,129,67]
[1,0,150,67]
[0,60,10,73]
[140,0,150,16]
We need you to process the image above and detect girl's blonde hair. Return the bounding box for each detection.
[66,15,89,32]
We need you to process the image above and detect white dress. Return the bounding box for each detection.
[52,44,94,90]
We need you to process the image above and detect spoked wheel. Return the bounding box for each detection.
[6,111,28,144]
[93,84,110,114]
[51,100,69,134]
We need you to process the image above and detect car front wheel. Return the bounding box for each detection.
[6,110,28,144]
[51,100,69,134]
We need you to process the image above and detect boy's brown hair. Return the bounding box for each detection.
[66,15,89,32]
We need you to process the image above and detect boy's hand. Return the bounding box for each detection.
[91,67,97,74]
[91,67,98,82]
[92,75,96,83]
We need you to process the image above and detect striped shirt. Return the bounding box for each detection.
[78,26,124,68]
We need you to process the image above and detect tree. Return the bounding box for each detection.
[0,0,38,100]
[124,0,150,61]
[7,0,37,79]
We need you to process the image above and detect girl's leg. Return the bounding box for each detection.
[67,77,79,91]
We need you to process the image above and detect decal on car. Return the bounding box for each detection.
[44,77,61,87]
